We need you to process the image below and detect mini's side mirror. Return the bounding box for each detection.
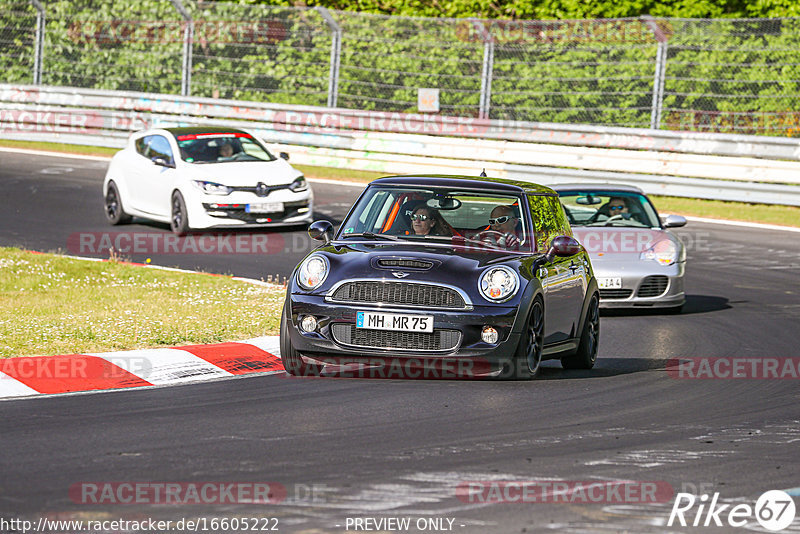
[663,215,687,228]
[547,235,582,260]
[151,156,175,168]
[279,152,290,161]
[308,220,334,243]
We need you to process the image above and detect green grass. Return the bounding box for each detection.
[2,139,798,227]
[0,247,286,358]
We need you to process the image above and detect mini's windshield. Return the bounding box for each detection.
[558,191,661,228]
[176,132,277,163]
[338,186,532,252]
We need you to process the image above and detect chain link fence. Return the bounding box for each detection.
[1,0,799,136]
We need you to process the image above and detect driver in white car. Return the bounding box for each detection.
[218,142,235,160]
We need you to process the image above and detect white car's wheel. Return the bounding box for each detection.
[104,182,131,225]
[170,191,190,236]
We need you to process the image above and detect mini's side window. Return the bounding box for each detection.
[528,194,568,252]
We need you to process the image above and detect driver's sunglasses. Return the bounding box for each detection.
[489,215,513,225]
[410,214,430,221]
[609,205,626,211]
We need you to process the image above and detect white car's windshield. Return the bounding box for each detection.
[558,191,661,228]
[338,186,533,252]
[176,132,277,164]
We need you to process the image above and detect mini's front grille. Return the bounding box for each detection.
[599,289,633,299]
[331,324,461,351]
[375,259,433,270]
[330,282,465,309]
[637,275,669,297]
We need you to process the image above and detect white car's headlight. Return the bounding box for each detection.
[641,239,678,265]
[478,266,519,302]
[289,176,308,192]
[192,180,232,195]
[297,254,329,290]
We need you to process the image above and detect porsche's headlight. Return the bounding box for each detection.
[641,239,678,265]
[479,266,519,302]
[289,176,308,192]
[192,180,232,195]
[296,254,329,290]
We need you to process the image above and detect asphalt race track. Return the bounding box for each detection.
[1,150,799,533]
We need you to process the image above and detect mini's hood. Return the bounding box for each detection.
[183,158,301,186]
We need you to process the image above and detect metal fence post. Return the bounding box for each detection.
[29,0,45,85]
[642,16,668,130]
[170,0,193,96]
[317,7,341,108]
[474,20,494,120]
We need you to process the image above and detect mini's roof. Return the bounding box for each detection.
[550,183,645,194]
[370,175,557,195]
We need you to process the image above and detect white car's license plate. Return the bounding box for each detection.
[246,202,283,213]
[356,311,433,333]
[598,277,622,289]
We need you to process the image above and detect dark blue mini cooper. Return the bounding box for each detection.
[280,175,600,379]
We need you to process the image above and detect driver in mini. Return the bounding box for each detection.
[485,205,522,250]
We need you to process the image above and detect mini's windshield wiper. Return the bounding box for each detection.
[340,232,402,241]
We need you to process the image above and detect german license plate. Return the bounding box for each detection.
[356,311,433,333]
[598,277,622,289]
[246,202,283,213]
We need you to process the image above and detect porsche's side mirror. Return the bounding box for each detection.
[308,220,334,243]
[663,215,687,228]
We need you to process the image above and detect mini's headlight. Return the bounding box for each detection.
[192,180,232,195]
[641,239,678,265]
[478,266,519,302]
[289,176,308,192]
[297,254,329,290]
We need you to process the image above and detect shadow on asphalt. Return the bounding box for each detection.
[536,357,669,380]
[601,294,730,317]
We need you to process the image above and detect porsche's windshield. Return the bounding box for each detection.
[176,132,277,164]
[338,186,533,252]
[558,191,661,228]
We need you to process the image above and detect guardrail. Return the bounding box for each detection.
[2,84,800,206]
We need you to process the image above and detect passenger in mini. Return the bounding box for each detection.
[410,206,454,236]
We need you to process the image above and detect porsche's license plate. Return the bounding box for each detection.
[246,202,283,213]
[598,277,622,289]
[356,311,433,333]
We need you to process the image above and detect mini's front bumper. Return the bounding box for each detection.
[286,294,524,377]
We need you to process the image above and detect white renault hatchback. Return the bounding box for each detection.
[103,126,313,235]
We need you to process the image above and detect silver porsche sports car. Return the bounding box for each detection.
[553,184,686,312]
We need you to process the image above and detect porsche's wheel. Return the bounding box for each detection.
[280,310,320,377]
[170,191,189,236]
[104,182,131,225]
[562,293,599,370]
[507,297,544,380]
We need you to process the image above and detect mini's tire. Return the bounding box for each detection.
[279,309,320,377]
[104,182,131,225]
[561,293,599,370]
[170,191,189,236]
[504,297,544,380]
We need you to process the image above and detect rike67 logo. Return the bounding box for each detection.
[668,490,796,531]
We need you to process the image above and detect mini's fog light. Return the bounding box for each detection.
[300,315,318,333]
[481,326,499,344]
